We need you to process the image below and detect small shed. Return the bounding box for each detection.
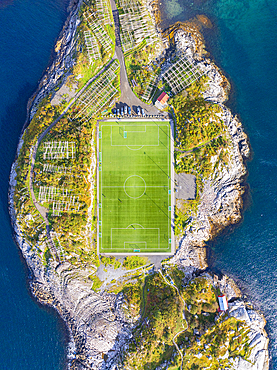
[218,294,228,312]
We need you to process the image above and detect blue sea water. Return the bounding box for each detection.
[160,0,277,367]
[1,0,277,368]
[0,0,69,369]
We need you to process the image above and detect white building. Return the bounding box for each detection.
[218,294,228,311]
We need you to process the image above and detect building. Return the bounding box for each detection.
[155,92,169,110]
[218,294,228,312]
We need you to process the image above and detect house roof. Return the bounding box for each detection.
[157,92,169,105]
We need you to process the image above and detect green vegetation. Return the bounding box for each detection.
[175,136,230,178]
[121,270,184,369]
[14,2,117,271]
[171,77,232,236]
[12,2,254,366]
[125,42,160,101]
[98,120,172,254]
[13,97,64,246]
[121,277,144,318]
[68,1,115,90]
[32,113,98,266]
[172,94,225,151]
[100,255,122,269]
[118,269,252,370]
[123,256,149,269]
[89,273,103,290]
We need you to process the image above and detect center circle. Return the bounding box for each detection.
[124,175,146,199]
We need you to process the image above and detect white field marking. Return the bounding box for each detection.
[101,118,169,123]
[126,146,143,150]
[99,121,171,253]
[102,185,167,188]
[110,227,160,250]
[100,123,103,252]
[168,124,170,250]
[169,119,175,254]
[126,223,144,229]
[104,245,169,251]
[124,241,146,249]
[123,175,146,199]
[124,125,146,133]
[109,124,159,147]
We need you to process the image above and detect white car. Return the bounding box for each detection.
[137,107,141,115]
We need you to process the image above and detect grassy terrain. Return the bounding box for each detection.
[124,42,160,102]
[118,269,252,370]
[121,270,184,369]
[13,97,65,250]
[13,1,116,268]
[171,77,232,237]
[72,59,121,119]
[98,120,172,254]
[66,0,115,92]
[33,114,98,266]
[123,256,150,269]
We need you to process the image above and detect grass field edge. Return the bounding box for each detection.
[97,118,175,256]
[170,117,175,255]
[97,122,100,256]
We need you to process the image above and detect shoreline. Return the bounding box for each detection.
[8,0,269,368]
[8,1,82,367]
[8,164,75,369]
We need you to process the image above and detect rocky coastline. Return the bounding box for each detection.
[9,1,269,369]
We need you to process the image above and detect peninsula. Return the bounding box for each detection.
[9,0,269,368]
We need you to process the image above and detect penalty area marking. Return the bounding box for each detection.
[110,125,160,147]
[110,227,160,250]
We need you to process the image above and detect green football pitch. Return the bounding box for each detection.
[97,119,174,254]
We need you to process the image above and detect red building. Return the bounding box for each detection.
[155,92,169,110]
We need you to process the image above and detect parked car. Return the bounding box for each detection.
[121,107,124,115]
[128,106,131,115]
[117,108,120,115]
[137,107,141,115]
[124,105,128,115]
[141,108,145,117]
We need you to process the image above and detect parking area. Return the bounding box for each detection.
[110,102,166,119]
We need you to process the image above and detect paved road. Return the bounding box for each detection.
[110,0,166,117]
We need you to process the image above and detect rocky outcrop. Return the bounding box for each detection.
[8,219,131,369]
[28,0,81,120]
[172,29,250,270]
[229,301,269,370]
[216,274,269,370]
[168,29,268,370]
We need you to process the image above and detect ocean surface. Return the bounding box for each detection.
[0,0,69,369]
[160,0,277,367]
[1,0,277,369]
